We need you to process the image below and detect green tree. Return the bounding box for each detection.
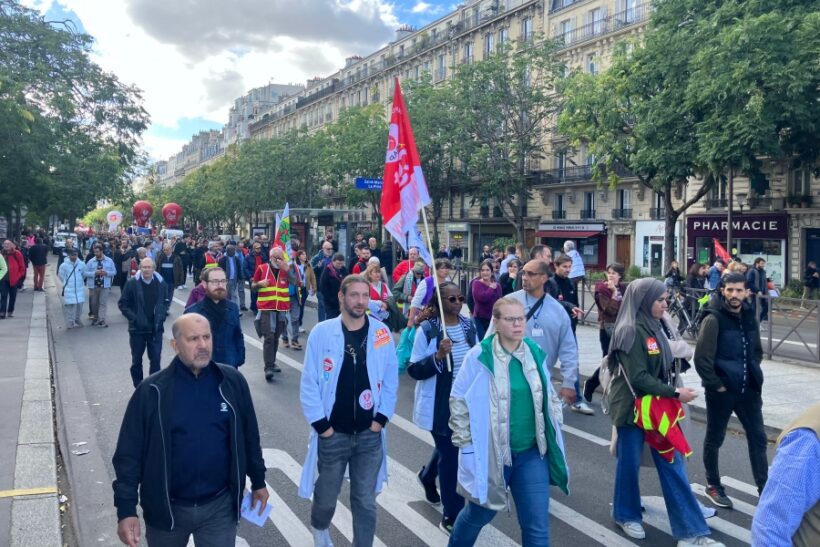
[451,39,565,243]
[559,0,820,268]
[0,1,148,233]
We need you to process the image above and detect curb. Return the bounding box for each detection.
[9,285,62,546]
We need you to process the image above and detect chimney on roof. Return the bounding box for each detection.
[396,24,416,42]
[345,55,364,68]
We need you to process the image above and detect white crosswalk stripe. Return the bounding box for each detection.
[171,298,760,546]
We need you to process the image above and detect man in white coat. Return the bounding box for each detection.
[299,274,399,547]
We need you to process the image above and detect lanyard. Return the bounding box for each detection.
[525,293,544,321]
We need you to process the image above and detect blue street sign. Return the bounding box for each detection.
[355,177,383,190]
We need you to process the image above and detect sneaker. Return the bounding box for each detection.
[704,485,733,509]
[677,537,725,547]
[299,326,306,333]
[571,400,595,415]
[698,500,717,519]
[271,363,282,373]
[90,319,98,326]
[416,468,441,505]
[281,340,290,348]
[291,341,303,350]
[67,323,75,330]
[311,526,334,547]
[616,521,646,539]
[75,321,84,328]
[439,516,455,535]
[264,368,275,381]
[97,321,108,328]
[241,306,249,312]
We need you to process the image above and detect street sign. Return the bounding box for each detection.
[355,177,383,190]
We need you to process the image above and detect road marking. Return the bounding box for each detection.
[0,486,58,499]
[721,476,759,498]
[260,450,387,547]
[642,496,751,544]
[692,483,757,517]
[549,500,639,547]
[560,424,610,447]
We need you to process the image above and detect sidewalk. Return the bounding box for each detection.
[0,268,62,546]
[572,323,820,440]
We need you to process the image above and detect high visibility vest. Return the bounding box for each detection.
[256,264,290,312]
[204,253,218,269]
[633,395,692,463]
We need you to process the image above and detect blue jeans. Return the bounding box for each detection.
[449,446,550,547]
[317,292,327,322]
[145,490,236,547]
[613,425,710,539]
[312,429,383,547]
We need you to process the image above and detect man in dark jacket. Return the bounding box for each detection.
[185,268,245,368]
[318,253,346,319]
[29,237,49,291]
[310,241,335,321]
[694,272,767,508]
[243,242,266,313]
[746,257,768,322]
[118,258,170,387]
[112,313,268,547]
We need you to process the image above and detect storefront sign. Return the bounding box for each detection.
[446,223,469,232]
[537,222,605,232]
[687,214,787,239]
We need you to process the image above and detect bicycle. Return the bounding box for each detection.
[666,287,695,337]
[670,288,713,339]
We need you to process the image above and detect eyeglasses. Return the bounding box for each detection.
[500,316,526,325]
[207,279,228,285]
[446,295,466,303]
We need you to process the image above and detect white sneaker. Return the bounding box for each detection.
[311,527,334,547]
[299,326,306,333]
[616,521,646,539]
[677,537,725,547]
[571,400,595,415]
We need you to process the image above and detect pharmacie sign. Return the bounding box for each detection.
[687,213,787,239]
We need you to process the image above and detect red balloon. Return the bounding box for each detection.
[161,202,183,227]
[132,200,153,227]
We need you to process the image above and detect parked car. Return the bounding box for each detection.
[51,232,76,254]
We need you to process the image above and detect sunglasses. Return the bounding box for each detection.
[446,295,466,303]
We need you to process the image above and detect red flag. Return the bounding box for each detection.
[713,238,731,263]
[381,78,431,252]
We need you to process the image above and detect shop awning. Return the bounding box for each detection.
[534,230,600,239]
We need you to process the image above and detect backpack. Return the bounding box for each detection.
[599,352,619,416]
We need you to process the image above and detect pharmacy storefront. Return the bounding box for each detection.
[686,213,788,286]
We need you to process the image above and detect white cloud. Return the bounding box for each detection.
[24,1,401,161]
[411,2,433,14]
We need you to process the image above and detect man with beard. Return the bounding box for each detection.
[299,275,398,547]
[185,268,244,368]
[251,247,296,381]
[695,272,767,508]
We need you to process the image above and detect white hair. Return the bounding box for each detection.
[563,240,576,252]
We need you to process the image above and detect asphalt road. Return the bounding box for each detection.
[49,280,772,547]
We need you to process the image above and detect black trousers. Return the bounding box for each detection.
[582,328,611,402]
[703,389,768,491]
[129,331,163,387]
[0,278,18,314]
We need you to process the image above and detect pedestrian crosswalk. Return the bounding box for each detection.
[171,297,759,546]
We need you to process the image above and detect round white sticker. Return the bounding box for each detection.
[358,389,374,411]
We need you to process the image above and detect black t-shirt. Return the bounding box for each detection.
[330,318,373,434]
[94,259,105,288]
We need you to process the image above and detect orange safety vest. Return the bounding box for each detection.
[256,264,290,312]
[204,253,218,269]
[633,395,692,463]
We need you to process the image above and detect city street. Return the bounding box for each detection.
[49,278,770,547]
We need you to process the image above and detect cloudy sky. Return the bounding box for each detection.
[23,0,455,161]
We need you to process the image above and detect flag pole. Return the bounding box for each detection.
[418,206,452,372]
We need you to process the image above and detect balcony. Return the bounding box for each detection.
[580,209,596,219]
[553,3,651,49]
[747,196,772,209]
[611,208,632,219]
[552,210,567,220]
[705,198,728,209]
[650,208,666,220]
[531,163,635,185]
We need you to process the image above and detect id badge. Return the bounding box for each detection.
[532,327,544,337]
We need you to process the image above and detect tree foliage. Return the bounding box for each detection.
[558,0,820,267]
[0,0,149,232]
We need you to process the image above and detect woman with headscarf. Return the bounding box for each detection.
[608,279,723,547]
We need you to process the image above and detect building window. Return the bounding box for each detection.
[554,193,564,214]
[583,191,595,217]
[587,53,598,75]
[589,8,603,35]
[399,44,405,57]
[498,27,509,45]
[484,33,494,56]
[624,0,638,23]
[558,18,572,43]
[464,42,474,64]
[790,166,814,196]
[472,7,480,27]
[436,54,447,81]
[617,188,631,209]
[522,17,533,41]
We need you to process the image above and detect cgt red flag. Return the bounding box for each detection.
[713,238,731,263]
[381,78,431,251]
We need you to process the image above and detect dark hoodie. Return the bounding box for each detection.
[694,295,763,394]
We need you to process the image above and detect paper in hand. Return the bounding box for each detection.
[240,490,272,527]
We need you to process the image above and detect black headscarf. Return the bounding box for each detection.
[609,278,673,371]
